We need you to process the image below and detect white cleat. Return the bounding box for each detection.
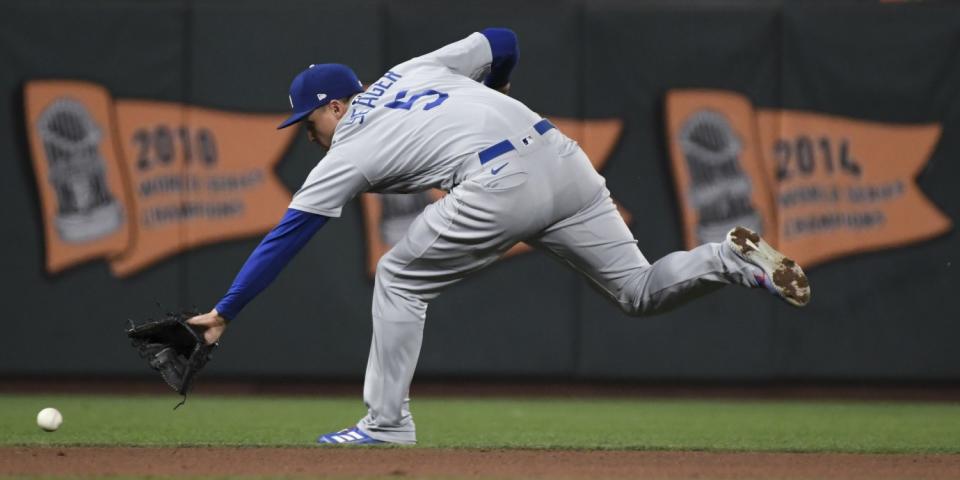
[726,226,811,307]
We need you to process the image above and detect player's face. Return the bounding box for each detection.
[304,101,349,149]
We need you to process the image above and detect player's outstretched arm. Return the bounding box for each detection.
[187,208,328,344]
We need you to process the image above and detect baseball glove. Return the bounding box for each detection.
[126,311,217,408]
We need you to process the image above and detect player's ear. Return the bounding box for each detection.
[330,99,347,118]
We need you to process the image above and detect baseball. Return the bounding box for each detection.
[36,407,62,432]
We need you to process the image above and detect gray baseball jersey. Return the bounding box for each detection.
[289,32,540,217]
[290,32,763,444]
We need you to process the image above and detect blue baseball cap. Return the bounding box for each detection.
[277,63,364,129]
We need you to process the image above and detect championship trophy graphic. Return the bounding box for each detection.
[678,109,762,244]
[36,98,124,243]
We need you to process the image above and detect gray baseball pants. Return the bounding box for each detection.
[357,126,759,444]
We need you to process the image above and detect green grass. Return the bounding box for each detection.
[1,394,959,453]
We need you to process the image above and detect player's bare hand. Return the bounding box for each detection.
[187,309,227,345]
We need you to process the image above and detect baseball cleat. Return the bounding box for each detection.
[726,226,811,307]
[317,426,385,445]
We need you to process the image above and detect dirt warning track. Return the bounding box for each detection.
[2,447,959,479]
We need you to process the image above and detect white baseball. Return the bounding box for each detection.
[36,407,63,432]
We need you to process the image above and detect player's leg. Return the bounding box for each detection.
[529,149,806,315]
[354,181,530,444]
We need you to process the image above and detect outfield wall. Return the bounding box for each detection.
[1,0,958,380]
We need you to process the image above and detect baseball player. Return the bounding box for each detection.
[187,28,811,445]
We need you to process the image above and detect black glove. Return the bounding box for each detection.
[126,311,217,408]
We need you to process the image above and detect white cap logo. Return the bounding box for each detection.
[317,93,327,103]
[288,95,294,109]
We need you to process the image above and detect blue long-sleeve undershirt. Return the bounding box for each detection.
[214,208,328,321]
[481,27,519,89]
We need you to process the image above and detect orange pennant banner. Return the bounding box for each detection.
[666,89,952,268]
[24,80,296,277]
[664,90,778,250]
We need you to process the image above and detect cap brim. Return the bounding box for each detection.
[277,109,313,129]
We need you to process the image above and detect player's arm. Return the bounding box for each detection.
[422,28,519,91]
[189,152,370,343]
[187,209,328,343]
[480,28,519,93]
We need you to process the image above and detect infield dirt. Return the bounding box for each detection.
[3,447,959,479]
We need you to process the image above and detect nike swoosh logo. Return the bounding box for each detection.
[491,163,509,175]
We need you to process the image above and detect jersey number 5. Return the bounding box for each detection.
[384,89,449,111]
